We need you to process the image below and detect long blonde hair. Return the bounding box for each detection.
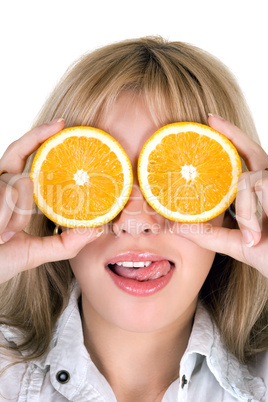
[0,36,267,365]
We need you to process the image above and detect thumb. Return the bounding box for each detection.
[29,226,104,268]
[171,222,243,260]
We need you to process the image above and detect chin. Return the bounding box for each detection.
[88,286,197,334]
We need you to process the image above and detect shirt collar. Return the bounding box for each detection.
[180,303,266,401]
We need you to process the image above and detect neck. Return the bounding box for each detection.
[81,296,195,402]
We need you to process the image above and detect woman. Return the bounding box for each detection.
[0,37,267,401]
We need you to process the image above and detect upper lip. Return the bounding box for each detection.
[105,251,174,266]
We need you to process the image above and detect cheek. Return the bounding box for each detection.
[69,240,103,283]
[175,238,215,287]
[165,226,217,303]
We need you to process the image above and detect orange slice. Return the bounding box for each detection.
[138,122,242,222]
[30,126,133,227]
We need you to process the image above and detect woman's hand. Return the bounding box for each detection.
[171,115,268,278]
[0,120,103,284]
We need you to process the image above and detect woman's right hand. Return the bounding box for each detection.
[0,120,103,284]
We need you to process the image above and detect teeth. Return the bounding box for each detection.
[113,261,152,268]
[122,262,133,267]
[144,261,152,267]
[133,261,148,268]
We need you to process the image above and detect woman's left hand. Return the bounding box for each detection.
[172,114,268,278]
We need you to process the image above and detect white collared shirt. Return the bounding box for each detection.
[0,282,267,401]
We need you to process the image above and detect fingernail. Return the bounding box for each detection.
[0,231,15,243]
[48,118,64,125]
[208,113,225,121]
[242,230,254,247]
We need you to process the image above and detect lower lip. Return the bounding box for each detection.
[106,265,174,296]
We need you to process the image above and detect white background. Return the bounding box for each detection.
[0,0,267,155]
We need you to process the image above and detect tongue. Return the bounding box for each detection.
[113,260,171,281]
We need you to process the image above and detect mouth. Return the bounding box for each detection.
[105,252,175,296]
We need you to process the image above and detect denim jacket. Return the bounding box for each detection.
[0,282,267,401]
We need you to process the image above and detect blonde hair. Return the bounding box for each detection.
[0,36,267,365]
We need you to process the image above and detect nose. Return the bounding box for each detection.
[112,183,165,238]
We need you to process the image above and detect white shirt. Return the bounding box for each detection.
[0,282,267,401]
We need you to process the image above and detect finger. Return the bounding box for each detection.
[0,174,34,236]
[0,180,18,235]
[172,223,247,262]
[0,119,64,174]
[27,226,105,268]
[235,171,262,246]
[0,226,105,282]
[208,114,268,171]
